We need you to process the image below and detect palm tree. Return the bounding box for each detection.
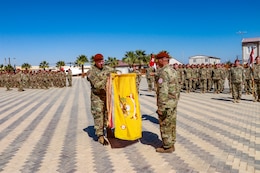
[106,57,118,68]
[143,54,152,66]
[21,63,31,70]
[135,50,146,68]
[39,61,49,70]
[122,51,138,68]
[56,61,65,70]
[90,55,95,64]
[4,64,14,72]
[75,55,88,77]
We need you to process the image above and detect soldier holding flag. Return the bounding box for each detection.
[86,53,115,145]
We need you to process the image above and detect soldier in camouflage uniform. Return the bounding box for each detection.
[252,56,260,102]
[244,63,252,95]
[132,65,141,93]
[173,63,183,99]
[212,64,222,94]
[206,64,213,92]
[67,69,73,87]
[184,64,192,93]
[155,52,179,153]
[191,64,199,92]
[219,64,226,93]
[0,71,4,87]
[86,53,115,145]
[4,70,12,91]
[230,59,244,103]
[16,69,25,92]
[146,66,155,91]
[199,63,207,93]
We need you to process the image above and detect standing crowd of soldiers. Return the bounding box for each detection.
[145,56,260,103]
[0,68,73,91]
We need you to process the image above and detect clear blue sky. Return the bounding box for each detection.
[1,0,260,66]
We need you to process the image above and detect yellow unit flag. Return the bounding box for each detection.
[107,73,142,140]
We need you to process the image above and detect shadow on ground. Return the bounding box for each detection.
[211,97,254,102]
[83,126,162,149]
[142,114,159,124]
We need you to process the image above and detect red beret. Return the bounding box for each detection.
[94,54,104,61]
[156,52,170,59]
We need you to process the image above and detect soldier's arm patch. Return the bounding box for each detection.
[158,78,163,84]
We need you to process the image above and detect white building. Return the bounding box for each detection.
[189,55,221,65]
[242,37,260,63]
[169,58,183,65]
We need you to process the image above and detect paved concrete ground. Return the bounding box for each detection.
[0,77,259,173]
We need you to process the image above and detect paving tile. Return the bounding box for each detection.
[0,77,259,173]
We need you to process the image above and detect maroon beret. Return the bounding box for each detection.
[94,54,104,61]
[156,52,170,59]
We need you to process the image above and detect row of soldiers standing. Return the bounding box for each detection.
[0,69,73,91]
[144,57,260,102]
[145,63,227,94]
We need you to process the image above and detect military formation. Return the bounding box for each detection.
[144,56,260,103]
[0,69,73,91]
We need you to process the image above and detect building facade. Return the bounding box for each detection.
[242,37,260,63]
[189,55,220,65]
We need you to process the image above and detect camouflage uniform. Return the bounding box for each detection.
[146,66,155,91]
[206,64,213,91]
[244,65,252,94]
[184,65,192,93]
[220,64,226,92]
[252,62,260,101]
[230,65,244,103]
[67,69,73,87]
[156,64,179,150]
[4,71,12,91]
[174,65,184,99]
[191,65,198,91]
[212,65,222,94]
[132,68,142,93]
[87,65,114,137]
[17,71,25,92]
[199,64,207,93]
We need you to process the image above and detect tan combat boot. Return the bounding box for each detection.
[156,146,175,153]
[98,136,109,146]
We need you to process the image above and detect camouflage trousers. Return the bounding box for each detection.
[192,79,198,90]
[200,79,207,92]
[146,77,154,91]
[159,107,177,148]
[91,92,108,137]
[213,79,221,92]
[207,79,213,91]
[254,80,260,100]
[244,79,252,93]
[231,82,242,100]
[185,79,192,92]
